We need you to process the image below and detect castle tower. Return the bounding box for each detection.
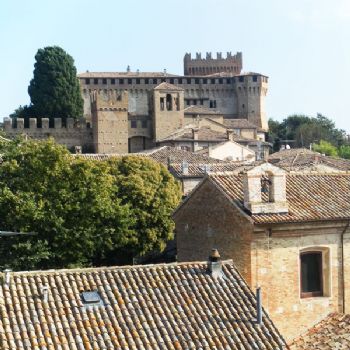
[183,51,243,76]
[234,74,268,131]
[152,82,184,141]
[91,90,129,153]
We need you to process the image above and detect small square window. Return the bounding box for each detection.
[85,78,90,85]
[211,79,215,84]
[203,79,207,84]
[153,79,157,84]
[111,78,115,84]
[119,79,124,85]
[131,120,137,128]
[102,78,107,84]
[195,79,199,84]
[145,78,149,84]
[94,78,98,84]
[178,78,183,84]
[128,79,132,84]
[136,78,140,84]
[218,79,223,84]
[239,76,244,82]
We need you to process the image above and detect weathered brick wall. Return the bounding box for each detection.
[251,223,348,342]
[174,179,253,284]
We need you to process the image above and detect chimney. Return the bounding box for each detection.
[192,128,199,140]
[167,156,173,169]
[207,249,222,279]
[227,129,234,141]
[3,269,11,286]
[256,287,262,325]
[181,160,189,175]
[41,285,49,303]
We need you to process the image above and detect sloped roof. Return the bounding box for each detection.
[208,172,350,224]
[0,260,287,350]
[290,313,350,349]
[268,148,350,172]
[75,146,225,165]
[154,82,184,91]
[184,106,222,115]
[223,119,260,130]
[169,162,244,178]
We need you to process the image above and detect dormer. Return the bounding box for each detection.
[243,163,288,214]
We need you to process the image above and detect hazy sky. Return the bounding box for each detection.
[1,0,350,131]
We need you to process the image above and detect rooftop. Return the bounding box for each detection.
[75,146,226,166]
[184,105,222,115]
[290,313,350,349]
[223,119,262,130]
[208,171,350,224]
[268,148,350,172]
[0,260,286,350]
[78,71,179,78]
[154,82,184,91]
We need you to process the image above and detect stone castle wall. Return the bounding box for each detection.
[3,117,93,151]
[183,51,243,75]
[80,74,268,130]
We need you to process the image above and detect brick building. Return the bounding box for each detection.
[174,163,350,342]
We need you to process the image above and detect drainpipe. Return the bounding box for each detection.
[341,220,350,313]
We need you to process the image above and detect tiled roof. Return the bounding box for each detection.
[78,72,179,78]
[290,313,350,349]
[268,148,350,172]
[223,119,259,130]
[75,147,224,165]
[154,82,184,91]
[159,126,230,142]
[169,162,243,178]
[209,172,350,224]
[184,106,221,115]
[0,260,287,350]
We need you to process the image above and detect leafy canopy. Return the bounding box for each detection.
[0,139,181,270]
[11,46,83,119]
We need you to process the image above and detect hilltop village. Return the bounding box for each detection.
[1,50,350,350]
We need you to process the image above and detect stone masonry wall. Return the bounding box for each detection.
[3,117,93,151]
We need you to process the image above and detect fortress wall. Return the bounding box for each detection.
[3,117,93,150]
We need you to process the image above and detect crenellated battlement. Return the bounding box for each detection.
[3,117,91,131]
[90,89,128,112]
[184,51,242,76]
[184,51,242,62]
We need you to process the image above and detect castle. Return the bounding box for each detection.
[3,52,268,154]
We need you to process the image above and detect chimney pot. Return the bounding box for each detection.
[4,269,11,286]
[41,285,49,302]
[207,249,222,278]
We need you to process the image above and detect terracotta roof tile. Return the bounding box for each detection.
[0,261,287,349]
[184,106,222,115]
[223,119,260,130]
[269,149,350,172]
[290,313,350,349]
[209,172,350,224]
[154,82,184,91]
[75,147,224,165]
[169,163,243,178]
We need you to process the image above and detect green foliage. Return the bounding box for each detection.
[26,46,83,119]
[312,140,338,157]
[9,105,34,119]
[268,113,346,151]
[338,145,350,159]
[0,139,181,270]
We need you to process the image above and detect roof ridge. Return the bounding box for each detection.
[4,259,234,276]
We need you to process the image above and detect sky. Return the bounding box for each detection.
[1,0,350,131]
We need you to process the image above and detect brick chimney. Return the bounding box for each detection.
[243,163,288,214]
[207,249,222,279]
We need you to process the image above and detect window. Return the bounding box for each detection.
[186,78,191,84]
[141,120,147,128]
[219,78,223,84]
[136,78,140,84]
[119,79,124,85]
[226,78,231,84]
[153,78,157,84]
[131,120,137,128]
[178,78,183,84]
[300,252,323,298]
[170,78,174,84]
[203,78,207,84]
[128,79,132,84]
[211,79,215,84]
[160,97,165,111]
[145,78,149,84]
[195,78,199,84]
[193,100,197,105]
[200,100,203,105]
[85,78,90,85]
[111,78,115,85]
[209,100,217,108]
[239,76,244,82]
[253,75,258,82]
[166,94,172,110]
[81,290,103,307]
[94,78,98,84]
[102,78,107,84]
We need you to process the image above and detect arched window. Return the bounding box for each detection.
[166,94,172,111]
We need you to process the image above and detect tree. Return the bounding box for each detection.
[338,145,350,159]
[312,140,338,157]
[0,139,181,270]
[27,46,83,119]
